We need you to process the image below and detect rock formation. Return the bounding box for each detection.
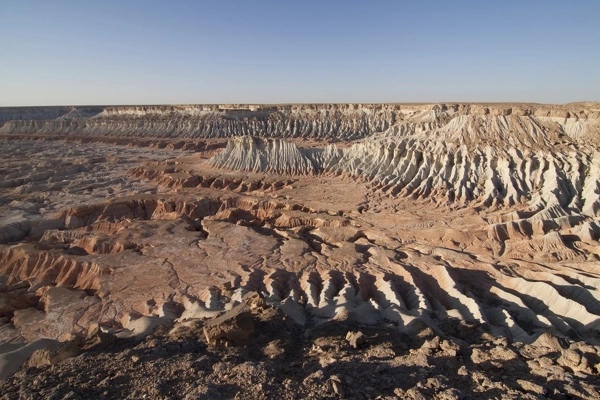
[1,102,600,397]
[1,103,598,141]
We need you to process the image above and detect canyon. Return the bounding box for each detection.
[1,102,600,398]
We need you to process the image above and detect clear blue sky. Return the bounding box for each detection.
[1,0,598,106]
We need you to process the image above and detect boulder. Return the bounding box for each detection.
[26,338,81,368]
[203,302,254,345]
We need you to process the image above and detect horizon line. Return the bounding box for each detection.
[1,101,599,109]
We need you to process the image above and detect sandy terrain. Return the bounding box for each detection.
[0,103,600,398]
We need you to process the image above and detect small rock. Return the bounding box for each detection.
[244,291,266,310]
[345,331,366,349]
[27,340,81,368]
[517,379,547,395]
[538,356,556,367]
[319,356,336,368]
[527,359,566,378]
[191,355,213,371]
[405,387,427,400]
[531,331,570,351]
[330,375,345,397]
[471,371,489,386]
[203,302,254,345]
[557,349,589,372]
[440,339,461,357]
[263,340,285,358]
[303,369,325,386]
[421,336,441,351]
[62,391,80,400]
[84,323,116,350]
[438,388,462,400]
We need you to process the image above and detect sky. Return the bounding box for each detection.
[1,0,599,106]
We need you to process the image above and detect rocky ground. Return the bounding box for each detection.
[2,293,600,399]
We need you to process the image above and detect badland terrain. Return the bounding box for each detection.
[1,103,600,399]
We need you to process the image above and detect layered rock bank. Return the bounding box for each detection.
[1,103,598,140]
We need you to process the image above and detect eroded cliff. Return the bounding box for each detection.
[2,103,598,140]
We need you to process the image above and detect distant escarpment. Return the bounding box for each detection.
[1,103,599,141]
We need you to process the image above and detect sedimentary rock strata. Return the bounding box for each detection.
[1,103,598,140]
[1,103,600,396]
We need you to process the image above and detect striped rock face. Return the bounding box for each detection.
[1,102,600,349]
